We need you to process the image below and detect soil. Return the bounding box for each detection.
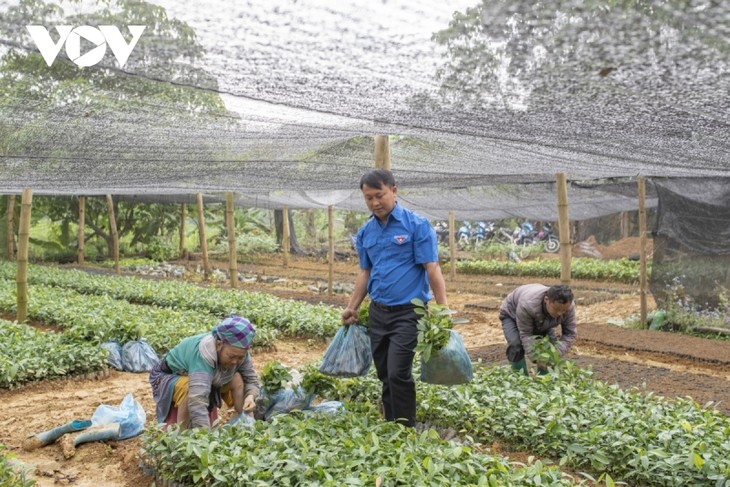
[2,243,729,486]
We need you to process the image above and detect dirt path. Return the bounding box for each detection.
[2,254,729,486]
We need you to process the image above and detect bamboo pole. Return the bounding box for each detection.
[16,189,32,322]
[196,193,210,279]
[6,195,15,261]
[449,210,456,279]
[556,173,571,284]
[106,195,120,274]
[282,206,290,268]
[78,196,85,264]
[226,192,238,289]
[638,176,648,327]
[179,203,186,259]
[374,135,391,170]
[328,205,334,295]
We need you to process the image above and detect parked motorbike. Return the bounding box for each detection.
[434,221,450,245]
[457,222,472,249]
[534,222,560,253]
[473,221,495,248]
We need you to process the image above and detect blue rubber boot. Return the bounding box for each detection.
[73,423,121,446]
[22,419,92,451]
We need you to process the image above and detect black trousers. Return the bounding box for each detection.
[369,303,419,427]
[500,312,547,362]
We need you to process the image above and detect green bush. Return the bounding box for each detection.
[144,236,178,262]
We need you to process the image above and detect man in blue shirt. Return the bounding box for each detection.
[342,169,447,427]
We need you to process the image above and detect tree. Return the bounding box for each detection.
[0,0,235,258]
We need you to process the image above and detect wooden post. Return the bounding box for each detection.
[16,189,32,322]
[179,203,187,259]
[106,195,120,274]
[6,195,15,261]
[328,205,334,295]
[196,193,210,279]
[556,173,571,284]
[78,196,85,264]
[282,206,290,267]
[638,176,648,328]
[449,210,456,279]
[374,135,391,170]
[226,192,238,289]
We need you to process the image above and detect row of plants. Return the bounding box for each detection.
[298,361,730,486]
[0,280,278,354]
[0,444,34,487]
[0,262,341,338]
[142,405,575,486]
[419,366,730,486]
[456,257,646,283]
[0,320,106,388]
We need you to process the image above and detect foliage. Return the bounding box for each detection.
[0,320,107,388]
[0,261,341,342]
[260,361,292,394]
[412,299,466,363]
[416,364,730,486]
[143,236,178,262]
[458,257,646,284]
[356,300,370,328]
[660,278,730,336]
[142,406,573,486]
[300,364,338,398]
[0,444,34,487]
[528,336,563,371]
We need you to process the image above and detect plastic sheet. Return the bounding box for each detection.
[101,341,124,371]
[121,340,159,373]
[420,330,473,385]
[262,387,314,420]
[91,393,146,440]
[319,325,372,378]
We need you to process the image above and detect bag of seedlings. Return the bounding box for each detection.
[319,324,372,378]
[101,341,124,370]
[121,339,159,373]
[420,330,473,385]
[263,386,314,420]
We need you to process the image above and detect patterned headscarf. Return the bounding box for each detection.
[212,314,256,349]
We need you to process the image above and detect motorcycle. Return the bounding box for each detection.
[457,222,472,249]
[534,222,560,253]
[434,221,450,245]
[473,221,494,248]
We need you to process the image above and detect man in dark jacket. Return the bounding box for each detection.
[499,284,576,374]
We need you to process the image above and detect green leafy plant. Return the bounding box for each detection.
[412,299,466,363]
[300,365,337,398]
[356,300,370,328]
[528,336,563,370]
[0,444,34,487]
[260,361,292,393]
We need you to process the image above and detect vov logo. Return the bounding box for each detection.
[26,25,146,68]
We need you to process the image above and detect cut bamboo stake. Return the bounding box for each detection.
[226,192,238,289]
[6,195,15,261]
[196,193,209,279]
[282,206,290,268]
[16,189,32,323]
[106,195,120,274]
[374,135,391,170]
[179,203,186,259]
[78,196,85,264]
[556,173,571,284]
[638,176,648,327]
[449,210,456,279]
[328,205,334,295]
